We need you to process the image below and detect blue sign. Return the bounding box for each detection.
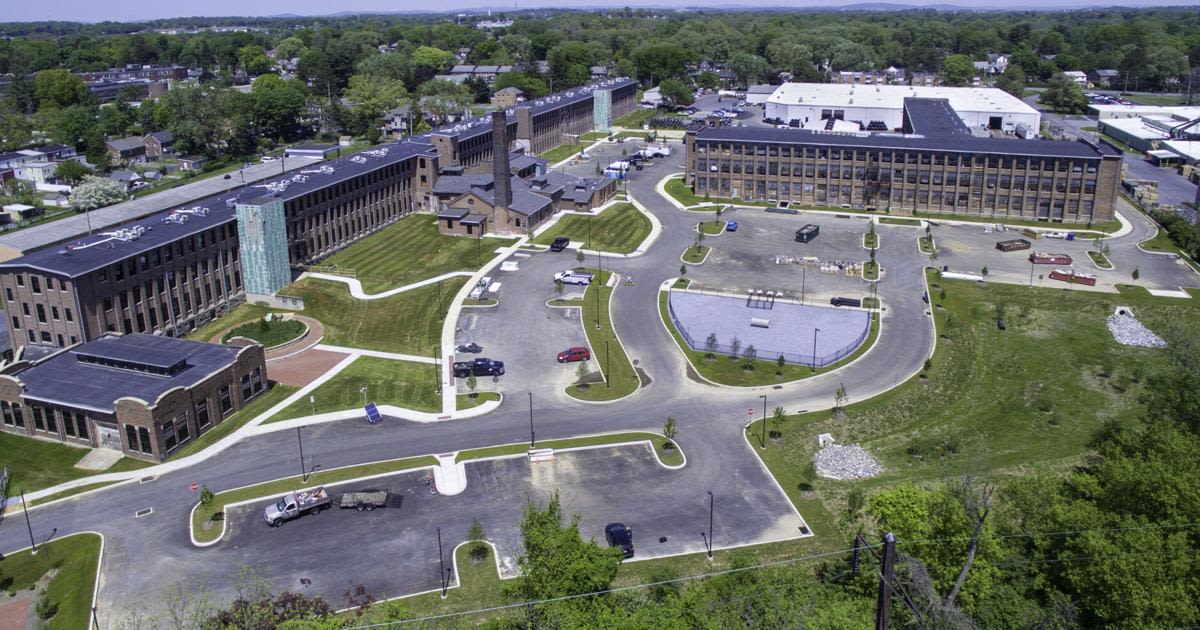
[365,402,382,424]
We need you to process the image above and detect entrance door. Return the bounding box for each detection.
[97,423,122,450]
[989,116,1003,130]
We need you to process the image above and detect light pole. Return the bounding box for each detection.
[759,394,767,449]
[811,327,821,374]
[528,392,535,447]
[605,340,610,389]
[437,526,449,598]
[296,427,307,480]
[705,490,714,559]
[20,490,36,553]
[801,265,807,304]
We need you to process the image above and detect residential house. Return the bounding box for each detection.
[108,170,143,191]
[177,155,206,171]
[1091,69,1120,88]
[14,162,57,186]
[143,131,175,161]
[106,137,147,164]
[491,86,526,108]
[1062,71,1089,87]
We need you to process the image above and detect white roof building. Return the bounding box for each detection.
[763,83,1040,134]
[1089,104,1200,120]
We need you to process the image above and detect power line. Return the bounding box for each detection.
[894,520,1200,549]
[343,543,881,629]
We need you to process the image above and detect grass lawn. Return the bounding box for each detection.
[744,271,1199,530]
[658,291,880,387]
[672,278,692,289]
[281,277,464,354]
[319,215,512,294]
[698,220,726,235]
[538,143,585,163]
[185,303,273,342]
[222,318,305,347]
[169,383,298,459]
[878,217,922,226]
[1087,250,1114,269]
[916,210,1122,234]
[613,107,656,129]
[455,431,683,467]
[580,131,611,143]
[863,261,880,280]
[192,454,440,544]
[1122,93,1185,106]
[457,391,500,410]
[567,270,640,402]
[919,235,936,254]
[0,431,150,495]
[531,203,651,254]
[352,544,508,623]
[682,245,709,264]
[0,533,101,630]
[273,357,440,421]
[662,176,777,209]
[864,232,878,249]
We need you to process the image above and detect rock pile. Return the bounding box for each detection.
[1106,313,1166,348]
[814,443,883,480]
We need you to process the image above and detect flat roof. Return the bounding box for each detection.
[903,98,970,136]
[14,333,246,413]
[1162,140,1200,161]
[692,126,1115,159]
[766,83,1038,117]
[1100,116,1174,140]
[1090,104,1200,118]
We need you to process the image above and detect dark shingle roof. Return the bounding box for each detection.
[14,333,247,413]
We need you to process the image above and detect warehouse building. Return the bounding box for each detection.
[764,83,1040,135]
[0,333,265,461]
[685,98,1121,222]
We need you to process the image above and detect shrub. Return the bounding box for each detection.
[35,596,58,620]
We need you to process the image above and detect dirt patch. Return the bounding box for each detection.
[266,348,350,387]
[0,598,31,630]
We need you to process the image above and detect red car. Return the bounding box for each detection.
[557,346,591,363]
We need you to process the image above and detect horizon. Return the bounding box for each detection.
[7,0,1200,24]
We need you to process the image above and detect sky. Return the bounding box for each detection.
[9,0,1200,23]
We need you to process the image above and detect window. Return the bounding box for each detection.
[104,297,113,312]
[219,385,232,415]
[75,413,88,440]
[251,368,264,395]
[65,307,73,322]
[11,404,23,428]
[31,276,40,293]
[15,274,23,287]
[240,374,253,402]
[32,407,45,431]
[64,411,76,437]
[196,399,210,429]
[1,401,12,426]
[4,288,11,301]
[51,306,59,320]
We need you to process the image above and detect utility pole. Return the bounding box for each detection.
[296,427,307,481]
[437,527,449,598]
[875,532,897,630]
[528,392,535,447]
[21,490,36,553]
[605,340,610,389]
[759,394,767,448]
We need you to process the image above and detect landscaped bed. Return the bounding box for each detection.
[272,356,440,421]
[567,269,640,402]
[532,203,651,254]
[1088,250,1114,269]
[698,220,726,235]
[319,214,511,294]
[457,391,501,410]
[878,217,923,226]
[222,317,305,348]
[0,533,102,630]
[682,245,710,264]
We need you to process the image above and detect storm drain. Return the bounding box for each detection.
[135,507,153,518]
[139,475,157,484]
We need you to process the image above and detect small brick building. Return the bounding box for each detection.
[0,333,267,461]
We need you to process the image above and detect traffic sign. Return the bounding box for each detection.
[190,483,199,492]
[747,408,754,416]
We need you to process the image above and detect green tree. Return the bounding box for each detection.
[494,71,550,98]
[834,383,848,411]
[465,374,477,398]
[0,109,34,151]
[54,159,91,185]
[662,415,677,449]
[466,518,488,562]
[33,69,90,110]
[237,45,272,75]
[273,36,307,61]
[940,53,976,87]
[411,46,455,72]
[416,79,472,124]
[727,52,771,87]
[1038,73,1088,114]
[343,74,409,135]
[1132,267,1140,282]
[696,70,720,91]
[548,41,595,89]
[68,175,126,211]
[994,63,1026,98]
[658,78,694,106]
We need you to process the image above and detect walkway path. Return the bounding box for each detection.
[307,270,475,300]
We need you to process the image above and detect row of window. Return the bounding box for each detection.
[695,143,1101,173]
[10,274,68,295]
[1,401,90,442]
[97,224,239,283]
[126,368,264,456]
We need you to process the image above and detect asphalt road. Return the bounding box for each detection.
[4,141,1188,627]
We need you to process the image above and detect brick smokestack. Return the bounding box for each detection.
[491,111,511,210]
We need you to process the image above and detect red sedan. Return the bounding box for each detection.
[557,346,591,363]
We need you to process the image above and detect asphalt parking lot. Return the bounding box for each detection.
[216,443,805,605]
[685,209,879,304]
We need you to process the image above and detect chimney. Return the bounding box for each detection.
[491,111,511,210]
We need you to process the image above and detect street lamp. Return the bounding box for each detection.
[296,427,307,480]
[605,340,611,389]
[528,392,535,447]
[20,490,36,553]
[437,527,449,598]
[704,490,714,559]
[811,327,821,374]
[759,394,767,449]
[359,386,368,407]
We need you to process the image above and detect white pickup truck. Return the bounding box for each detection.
[263,487,330,527]
[554,269,593,286]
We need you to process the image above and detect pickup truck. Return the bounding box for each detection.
[453,358,506,378]
[555,269,593,286]
[264,487,331,527]
[339,489,389,511]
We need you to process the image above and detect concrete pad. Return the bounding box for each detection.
[433,453,467,495]
[1147,288,1191,298]
[73,447,122,471]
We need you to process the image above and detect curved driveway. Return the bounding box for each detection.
[0,149,939,626]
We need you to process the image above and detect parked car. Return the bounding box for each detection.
[555,269,593,286]
[550,236,570,252]
[242,162,255,169]
[261,155,279,163]
[453,358,505,378]
[264,487,331,527]
[725,221,739,232]
[557,346,591,363]
[605,523,634,559]
[456,342,483,354]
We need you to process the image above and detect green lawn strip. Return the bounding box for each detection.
[455,431,682,467]
[169,384,298,458]
[878,217,922,226]
[272,357,440,422]
[281,277,465,354]
[185,303,274,342]
[682,245,709,264]
[672,278,692,289]
[221,318,305,347]
[0,533,101,630]
[531,203,651,254]
[613,107,656,129]
[1087,250,1114,269]
[863,261,880,280]
[918,235,935,254]
[1120,93,1184,106]
[913,210,1122,234]
[614,130,655,140]
[567,269,639,401]
[0,431,149,495]
[320,215,512,294]
[744,270,1196,525]
[457,392,501,410]
[462,298,498,307]
[191,455,440,544]
[662,177,773,209]
[345,544,510,624]
[539,143,586,163]
[547,298,583,307]
[864,232,878,248]
[698,220,726,235]
[657,291,880,387]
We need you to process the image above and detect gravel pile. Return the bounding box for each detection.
[814,443,883,480]
[1106,314,1166,348]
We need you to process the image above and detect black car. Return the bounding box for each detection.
[453,358,505,378]
[604,523,634,559]
[549,236,570,252]
[456,342,483,354]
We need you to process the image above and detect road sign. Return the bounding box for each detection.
[190,483,199,492]
[747,408,754,416]
[365,402,382,424]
